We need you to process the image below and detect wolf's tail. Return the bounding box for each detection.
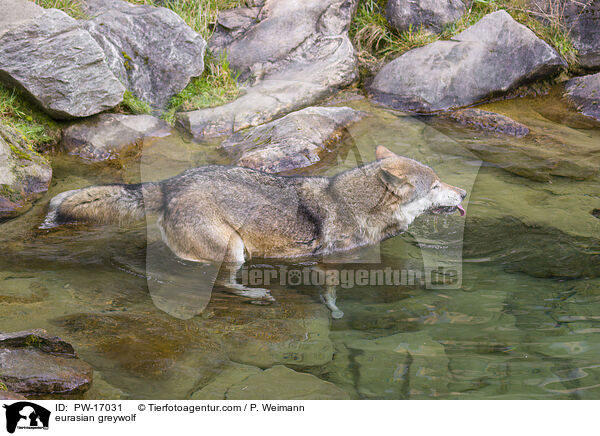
[42,182,163,228]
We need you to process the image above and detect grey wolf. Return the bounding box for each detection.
[44,146,466,314]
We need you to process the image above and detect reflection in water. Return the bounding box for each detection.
[145,241,217,320]
[0,90,599,399]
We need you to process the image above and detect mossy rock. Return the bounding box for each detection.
[0,123,52,219]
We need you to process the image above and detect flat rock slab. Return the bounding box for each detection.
[221,106,366,172]
[386,0,466,33]
[0,329,75,356]
[191,363,262,400]
[439,108,530,137]
[0,329,91,396]
[225,365,350,400]
[0,349,92,395]
[0,0,124,119]
[564,73,600,122]
[62,113,172,162]
[82,0,206,109]
[0,123,52,219]
[177,0,358,138]
[369,10,566,112]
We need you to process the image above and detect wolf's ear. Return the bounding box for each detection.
[379,168,414,201]
[376,145,397,160]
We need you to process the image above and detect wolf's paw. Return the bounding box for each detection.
[240,287,275,301]
[331,310,344,319]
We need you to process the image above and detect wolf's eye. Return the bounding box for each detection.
[431,183,440,190]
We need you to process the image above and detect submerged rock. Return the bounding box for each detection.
[61,113,172,162]
[190,363,262,400]
[83,371,125,400]
[0,329,92,396]
[439,108,530,137]
[0,0,124,118]
[221,106,366,172]
[564,72,600,122]
[177,0,358,138]
[0,123,52,220]
[53,312,223,378]
[331,331,449,399]
[369,10,566,112]
[203,289,335,369]
[222,311,334,369]
[386,0,466,33]
[82,0,206,109]
[424,96,600,182]
[224,365,350,400]
[0,274,48,304]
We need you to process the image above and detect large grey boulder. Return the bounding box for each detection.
[177,0,358,139]
[0,329,92,396]
[62,113,172,162]
[564,72,600,122]
[386,0,466,33]
[0,123,52,220]
[0,0,125,119]
[82,0,206,109]
[221,106,366,173]
[369,10,567,112]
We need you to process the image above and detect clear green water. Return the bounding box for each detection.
[1,91,599,399]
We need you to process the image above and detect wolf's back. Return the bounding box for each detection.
[42,182,163,228]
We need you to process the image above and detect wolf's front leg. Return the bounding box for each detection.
[322,283,344,319]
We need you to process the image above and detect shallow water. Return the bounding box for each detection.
[1,89,599,399]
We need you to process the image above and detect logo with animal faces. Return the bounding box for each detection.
[2,402,50,434]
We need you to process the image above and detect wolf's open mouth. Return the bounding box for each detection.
[430,205,466,216]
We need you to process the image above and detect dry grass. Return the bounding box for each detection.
[351,0,584,76]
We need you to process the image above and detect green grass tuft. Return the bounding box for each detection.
[33,0,87,19]
[0,382,7,392]
[126,0,245,123]
[0,84,61,148]
[163,53,240,124]
[120,90,153,115]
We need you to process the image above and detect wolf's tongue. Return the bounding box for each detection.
[457,205,465,216]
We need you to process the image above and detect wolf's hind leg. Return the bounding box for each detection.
[219,262,275,302]
[159,215,246,263]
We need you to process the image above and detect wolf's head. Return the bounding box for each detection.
[375,146,466,224]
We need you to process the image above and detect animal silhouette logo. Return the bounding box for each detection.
[2,402,50,433]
